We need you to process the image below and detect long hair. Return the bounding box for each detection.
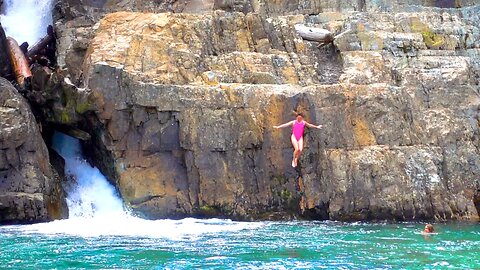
[293,110,304,117]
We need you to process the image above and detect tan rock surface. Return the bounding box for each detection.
[69,6,480,221]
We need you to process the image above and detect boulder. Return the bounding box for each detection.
[0,78,68,224]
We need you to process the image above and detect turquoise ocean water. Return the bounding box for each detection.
[1,123,479,270]
[0,220,478,269]
[1,2,479,269]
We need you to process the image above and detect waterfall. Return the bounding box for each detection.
[52,132,127,219]
[0,0,54,45]
[35,131,259,238]
[0,0,261,238]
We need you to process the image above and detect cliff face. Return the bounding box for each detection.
[0,78,68,224]
[64,4,480,221]
[53,0,479,80]
[3,0,477,225]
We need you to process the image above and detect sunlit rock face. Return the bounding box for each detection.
[69,5,480,221]
[53,0,479,81]
[0,78,68,224]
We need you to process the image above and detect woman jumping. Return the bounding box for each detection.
[273,112,322,167]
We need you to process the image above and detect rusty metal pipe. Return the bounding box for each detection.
[6,36,32,88]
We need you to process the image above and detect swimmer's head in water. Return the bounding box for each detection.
[424,224,434,233]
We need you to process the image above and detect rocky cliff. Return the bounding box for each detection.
[53,0,480,80]
[0,0,473,222]
[0,78,68,224]
[49,2,477,221]
[4,0,480,226]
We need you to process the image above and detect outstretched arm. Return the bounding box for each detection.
[305,121,322,129]
[273,121,293,129]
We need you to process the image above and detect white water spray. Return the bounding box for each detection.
[0,0,54,45]
[52,132,127,219]
[0,0,261,238]
[31,132,260,238]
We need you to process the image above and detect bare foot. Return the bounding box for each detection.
[292,159,296,167]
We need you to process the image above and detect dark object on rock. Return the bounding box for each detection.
[27,25,54,57]
[56,124,91,141]
[0,23,12,79]
[27,25,56,66]
[19,42,29,54]
[6,37,32,89]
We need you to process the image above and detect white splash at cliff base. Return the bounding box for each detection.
[25,132,260,239]
[52,132,126,219]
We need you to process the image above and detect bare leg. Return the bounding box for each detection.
[293,137,304,166]
[291,134,300,167]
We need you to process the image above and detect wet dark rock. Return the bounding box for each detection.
[0,78,68,224]
[0,23,12,80]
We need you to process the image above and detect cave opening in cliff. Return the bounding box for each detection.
[40,111,120,193]
[50,130,127,218]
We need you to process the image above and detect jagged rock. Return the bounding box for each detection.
[67,7,480,221]
[53,0,195,81]
[29,65,96,127]
[0,78,68,224]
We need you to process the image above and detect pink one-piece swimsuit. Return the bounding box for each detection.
[292,120,305,141]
